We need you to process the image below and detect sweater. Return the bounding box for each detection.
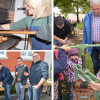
[10,14,52,30]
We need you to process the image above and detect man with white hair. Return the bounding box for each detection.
[82,0,100,75]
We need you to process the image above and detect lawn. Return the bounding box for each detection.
[76,23,83,30]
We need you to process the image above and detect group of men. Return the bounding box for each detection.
[0,52,49,100]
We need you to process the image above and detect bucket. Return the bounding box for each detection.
[72,79,95,100]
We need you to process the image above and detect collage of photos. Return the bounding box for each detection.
[0,0,100,100]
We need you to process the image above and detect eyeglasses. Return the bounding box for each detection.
[32,55,39,58]
[17,60,22,62]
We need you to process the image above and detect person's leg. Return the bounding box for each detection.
[15,83,21,100]
[54,39,60,47]
[32,86,43,100]
[20,83,25,100]
[54,80,59,100]
[4,83,8,100]
[69,82,73,100]
[91,47,100,75]
[6,83,11,100]
[27,84,33,100]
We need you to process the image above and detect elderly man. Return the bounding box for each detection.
[54,16,71,46]
[0,62,14,100]
[82,0,100,75]
[15,57,29,100]
[24,52,49,100]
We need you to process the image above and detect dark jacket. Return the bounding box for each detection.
[54,49,67,81]
[29,60,48,86]
[15,64,29,85]
[54,18,71,39]
[0,66,14,85]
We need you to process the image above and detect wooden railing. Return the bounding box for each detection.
[0,31,37,34]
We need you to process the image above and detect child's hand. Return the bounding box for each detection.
[53,45,58,51]
[61,45,71,52]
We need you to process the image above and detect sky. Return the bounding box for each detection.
[53,7,60,14]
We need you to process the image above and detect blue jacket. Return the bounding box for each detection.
[29,60,49,86]
[0,66,14,85]
[54,49,67,75]
[15,64,29,85]
[82,11,93,54]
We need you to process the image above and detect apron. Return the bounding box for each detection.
[29,17,51,50]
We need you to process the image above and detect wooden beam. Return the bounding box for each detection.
[0,31,37,34]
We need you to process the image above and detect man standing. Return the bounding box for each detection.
[0,62,14,100]
[15,57,29,100]
[82,0,100,75]
[54,16,71,46]
[24,52,49,100]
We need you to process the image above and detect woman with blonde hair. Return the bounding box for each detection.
[0,0,52,50]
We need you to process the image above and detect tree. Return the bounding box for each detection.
[54,0,90,23]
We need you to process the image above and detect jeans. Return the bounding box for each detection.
[4,83,11,100]
[28,84,43,100]
[54,39,68,46]
[91,47,100,75]
[32,85,43,100]
[69,82,73,100]
[15,83,25,100]
[27,84,33,100]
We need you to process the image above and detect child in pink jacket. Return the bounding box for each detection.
[62,48,82,100]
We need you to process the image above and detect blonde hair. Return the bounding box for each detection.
[25,0,52,19]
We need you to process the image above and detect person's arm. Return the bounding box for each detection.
[54,35,64,44]
[33,62,49,89]
[82,16,87,44]
[0,16,31,31]
[0,24,10,30]
[32,78,46,89]
[64,20,71,40]
[2,68,11,84]
[90,81,100,91]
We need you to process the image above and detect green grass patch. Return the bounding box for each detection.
[76,23,83,30]
[78,49,94,74]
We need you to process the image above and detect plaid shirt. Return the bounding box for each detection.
[92,13,100,42]
[62,56,82,83]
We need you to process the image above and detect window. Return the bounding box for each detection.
[0,51,8,60]
[21,51,34,61]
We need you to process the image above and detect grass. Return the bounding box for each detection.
[76,23,83,30]
[78,49,94,74]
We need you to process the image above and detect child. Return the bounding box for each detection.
[62,48,82,100]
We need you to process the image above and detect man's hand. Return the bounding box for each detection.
[62,41,67,45]
[15,72,18,76]
[64,37,68,42]
[32,85,39,89]
[59,39,64,44]
[24,71,29,76]
[0,82,3,85]
[18,78,21,81]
